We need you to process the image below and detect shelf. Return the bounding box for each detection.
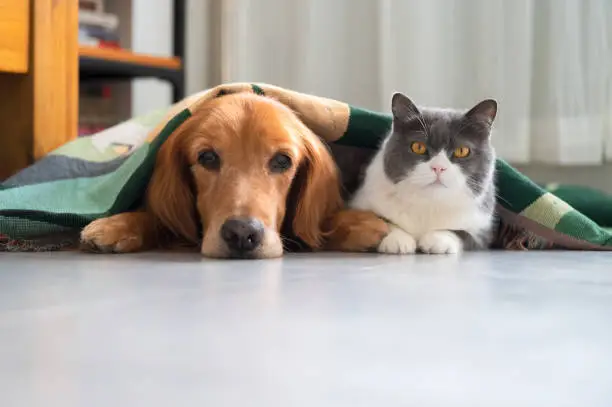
[78,46,183,86]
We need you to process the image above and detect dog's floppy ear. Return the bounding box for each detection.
[146,120,199,243]
[291,125,343,249]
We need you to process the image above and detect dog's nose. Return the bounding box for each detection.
[220,217,265,253]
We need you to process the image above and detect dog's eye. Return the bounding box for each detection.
[269,153,292,173]
[198,150,221,170]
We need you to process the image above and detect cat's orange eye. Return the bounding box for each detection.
[453,146,471,158]
[411,141,427,155]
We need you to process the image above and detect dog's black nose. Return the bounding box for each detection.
[220,217,265,254]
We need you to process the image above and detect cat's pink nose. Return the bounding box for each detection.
[431,165,447,175]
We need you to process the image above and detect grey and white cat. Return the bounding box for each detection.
[350,93,498,254]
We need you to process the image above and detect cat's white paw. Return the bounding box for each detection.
[418,231,462,254]
[378,227,417,254]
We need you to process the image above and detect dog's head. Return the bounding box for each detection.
[146,93,343,258]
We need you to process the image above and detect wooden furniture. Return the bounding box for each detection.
[0,0,78,180]
[0,0,30,73]
[79,46,182,71]
[0,0,185,180]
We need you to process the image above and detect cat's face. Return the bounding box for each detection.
[383,93,497,197]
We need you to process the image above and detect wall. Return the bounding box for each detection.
[130,0,173,116]
[128,1,612,194]
[128,0,217,114]
[184,0,216,94]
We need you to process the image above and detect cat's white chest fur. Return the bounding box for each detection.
[351,150,490,254]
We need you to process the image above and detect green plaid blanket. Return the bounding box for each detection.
[1,83,611,251]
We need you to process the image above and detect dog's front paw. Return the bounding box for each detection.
[80,215,145,253]
[378,226,417,254]
[418,231,462,254]
[325,209,390,252]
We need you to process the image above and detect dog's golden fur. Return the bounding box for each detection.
[80,93,387,258]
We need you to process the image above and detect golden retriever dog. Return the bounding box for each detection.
[80,93,388,258]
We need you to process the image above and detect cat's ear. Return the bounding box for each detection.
[391,92,420,122]
[465,99,497,125]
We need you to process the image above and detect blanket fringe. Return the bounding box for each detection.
[0,221,560,252]
[0,233,78,252]
[494,220,554,250]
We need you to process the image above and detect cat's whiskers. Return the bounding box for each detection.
[465,176,509,206]
[404,172,436,180]
[401,174,438,185]
[492,192,511,207]
[415,114,431,139]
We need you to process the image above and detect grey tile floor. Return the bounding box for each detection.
[0,251,611,407]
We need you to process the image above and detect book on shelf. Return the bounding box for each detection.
[78,0,121,49]
[79,0,105,13]
[79,83,121,137]
[79,25,120,49]
[79,10,118,32]
[78,1,124,137]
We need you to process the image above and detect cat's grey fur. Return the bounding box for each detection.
[350,93,498,254]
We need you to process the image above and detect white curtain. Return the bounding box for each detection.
[220,0,612,165]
